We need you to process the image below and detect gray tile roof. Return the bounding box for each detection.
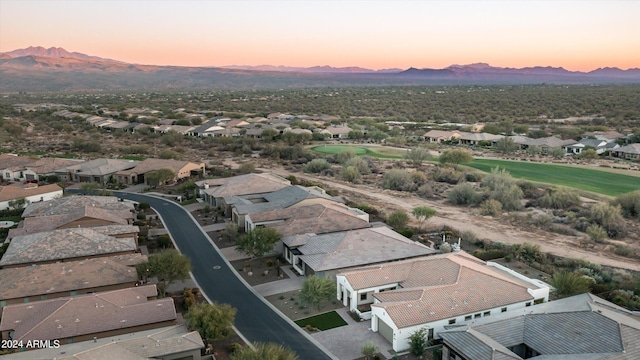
[233,185,344,215]
[287,226,435,272]
[0,228,137,266]
[0,285,176,343]
[62,158,139,176]
[22,195,135,218]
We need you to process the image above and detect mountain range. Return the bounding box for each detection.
[1,46,639,92]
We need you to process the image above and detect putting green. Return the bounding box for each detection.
[310,145,405,159]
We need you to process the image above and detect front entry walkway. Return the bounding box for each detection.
[253,266,304,297]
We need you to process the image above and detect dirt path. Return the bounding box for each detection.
[265,168,640,272]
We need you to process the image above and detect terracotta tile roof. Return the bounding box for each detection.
[26,158,85,174]
[22,195,135,218]
[249,203,371,237]
[0,228,137,267]
[0,285,176,343]
[114,158,204,176]
[340,252,538,328]
[423,130,466,139]
[199,173,291,199]
[0,254,146,301]
[0,183,63,203]
[0,154,37,171]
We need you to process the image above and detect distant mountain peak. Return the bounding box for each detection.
[1,46,121,63]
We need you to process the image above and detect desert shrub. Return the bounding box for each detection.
[397,229,414,238]
[237,162,255,175]
[335,149,356,164]
[303,159,331,173]
[387,210,410,229]
[533,214,553,229]
[228,343,244,354]
[474,249,507,261]
[340,166,362,183]
[517,180,542,199]
[345,156,371,175]
[479,199,503,216]
[460,230,479,243]
[381,169,414,191]
[538,188,582,209]
[416,183,435,198]
[614,245,633,257]
[138,202,151,210]
[482,168,523,211]
[548,224,579,236]
[613,190,640,219]
[586,224,607,243]
[447,183,481,206]
[589,203,626,238]
[410,171,428,186]
[511,243,545,264]
[355,204,379,215]
[464,171,483,182]
[157,234,172,248]
[432,166,464,184]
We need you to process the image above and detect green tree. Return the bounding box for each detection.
[299,275,336,311]
[550,271,593,298]
[577,148,599,161]
[221,222,239,243]
[146,168,176,186]
[361,341,379,360]
[549,147,566,159]
[8,197,26,210]
[408,327,430,357]
[404,146,432,166]
[160,130,183,146]
[231,342,298,360]
[412,206,437,231]
[236,227,281,258]
[494,137,518,153]
[80,182,102,193]
[261,128,278,141]
[144,249,191,296]
[387,210,410,229]
[439,149,473,169]
[185,302,236,340]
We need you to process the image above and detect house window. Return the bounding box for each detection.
[70,291,78,296]
[23,298,30,303]
[526,302,532,307]
[501,307,507,313]
[360,293,367,301]
[464,315,472,321]
[483,311,490,317]
[534,298,544,305]
[474,313,481,319]
[448,319,456,325]
[0,300,6,308]
[41,295,47,300]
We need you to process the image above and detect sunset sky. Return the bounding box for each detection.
[1,0,638,71]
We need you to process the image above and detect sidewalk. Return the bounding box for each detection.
[253,266,304,297]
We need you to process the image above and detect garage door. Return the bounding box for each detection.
[377,317,394,345]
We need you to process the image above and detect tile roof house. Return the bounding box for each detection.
[197,173,291,211]
[582,130,626,141]
[230,185,345,229]
[565,138,619,155]
[0,183,63,211]
[0,228,138,268]
[282,226,436,277]
[21,195,134,219]
[611,143,640,160]
[8,324,204,360]
[0,155,84,182]
[0,285,177,346]
[459,132,504,145]
[0,154,38,181]
[245,203,371,238]
[423,130,468,143]
[113,158,205,186]
[59,159,139,184]
[336,251,550,352]
[439,293,640,360]
[0,253,146,309]
[321,126,352,139]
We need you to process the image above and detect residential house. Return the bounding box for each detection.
[8,324,205,360]
[458,133,504,146]
[611,143,640,160]
[321,126,352,139]
[439,293,640,360]
[245,203,371,243]
[0,285,177,346]
[21,195,135,220]
[423,130,467,143]
[336,251,549,352]
[196,173,291,210]
[230,185,344,230]
[225,119,250,128]
[0,253,146,309]
[582,130,625,141]
[0,183,62,211]
[282,226,436,277]
[113,158,205,185]
[20,157,85,182]
[187,119,224,137]
[525,136,576,154]
[0,154,37,181]
[0,227,138,268]
[59,159,138,184]
[565,138,619,155]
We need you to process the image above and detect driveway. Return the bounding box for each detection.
[115,192,335,360]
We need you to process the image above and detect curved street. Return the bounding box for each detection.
[115,192,334,360]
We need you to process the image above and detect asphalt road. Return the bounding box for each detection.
[115,192,333,360]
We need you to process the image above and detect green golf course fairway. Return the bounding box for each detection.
[310,144,406,159]
[467,159,640,196]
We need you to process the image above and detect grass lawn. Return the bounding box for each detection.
[310,144,406,159]
[294,310,348,331]
[466,159,640,196]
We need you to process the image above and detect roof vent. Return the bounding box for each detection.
[120,319,127,323]
[75,319,80,322]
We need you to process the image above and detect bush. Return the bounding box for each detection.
[474,249,507,261]
[482,168,523,211]
[590,203,626,238]
[397,229,414,238]
[381,169,414,191]
[613,190,640,219]
[157,234,172,248]
[550,271,593,297]
[387,210,410,229]
[410,171,428,186]
[464,171,483,182]
[355,204,379,215]
[303,159,331,173]
[340,166,362,183]
[416,183,435,198]
[138,202,151,210]
[433,166,464,184]
[586,224,607,243]
[345,156,371,175]
[228,343,243,354]
[614,245,633,257]
[538,188,582,209]
[335,149,356,164]
[447,183,481,206]
[479,199,503,216]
